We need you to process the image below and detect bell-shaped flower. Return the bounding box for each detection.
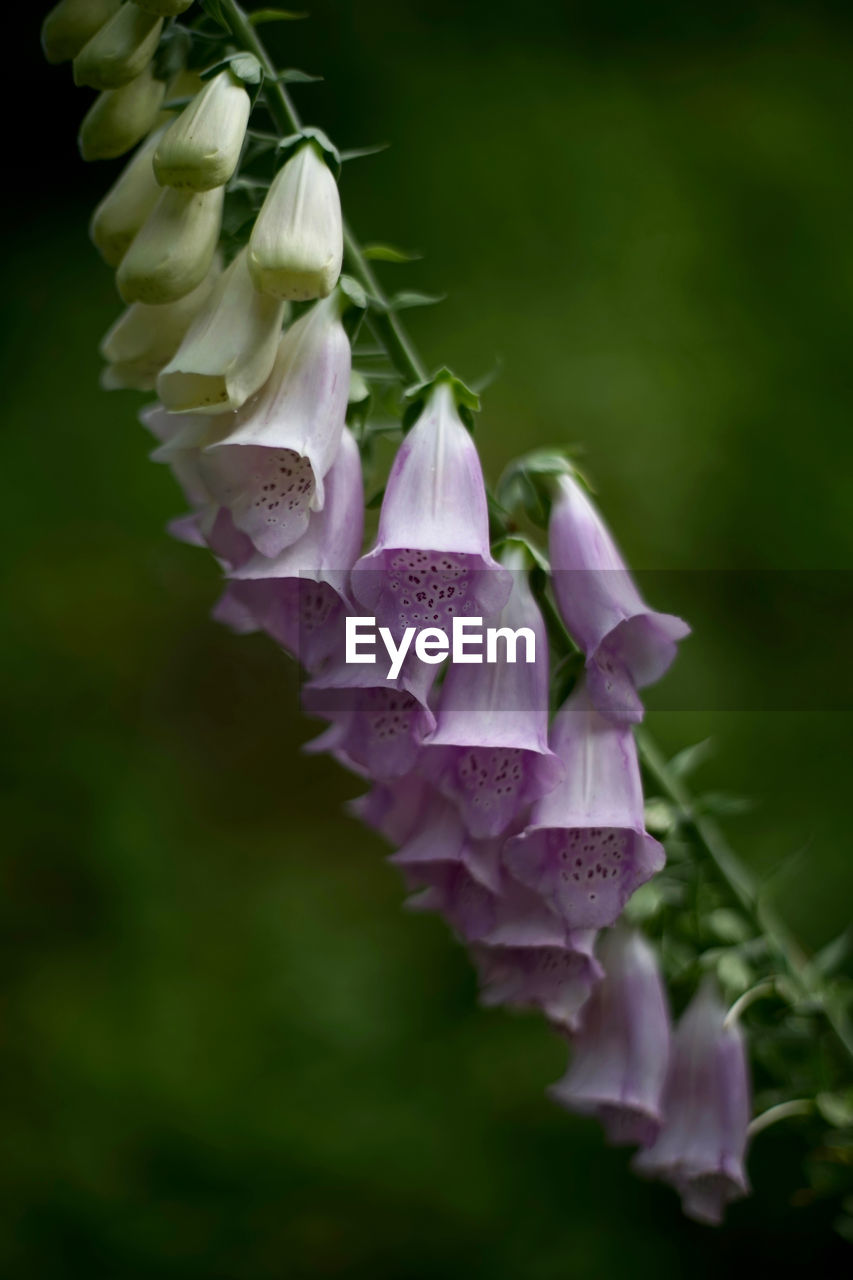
[303,654,436,782]
[89,124,166,266]
[634,980,751,1224]
[351,381,511,642]
[134,1,193,14]
[156,248,285,414]
[349,772,437,848]
[549,927,670,1145]
[248,143,343,301]
[42,0,121,64]
[117,183,224,304]
[472,927,602,1034]
[419,544,562,838]
[154,70,251,191]
[197,294,350,557]
[73,4,162,90]
[549,473,689,724]
[143,405,221,512]
[100,257,221,391]
[221,428,364,670]
[505,682,665,931]
[79,65,166,161]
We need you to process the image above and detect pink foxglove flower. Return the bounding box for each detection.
[420,545,562,837]
[219,428,364,670]
[302,658,436,781]
[549,473,689,724]
[349,772,437,847]
[505,683,665,930]
[351,381,511,640]
[634,980,751,1224]
[549,927,670,1145]
[199,295,350,557]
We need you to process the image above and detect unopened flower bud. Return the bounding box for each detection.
[79,65,166,161]
[41,0,120,64]
[154,70,251,191]
[89,125,165,266]
[248,143,343,301]
[73,4,163,91]
[157,248,286,414]
[100,258,221,390]
[116,184,224,304]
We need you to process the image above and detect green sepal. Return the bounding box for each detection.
[276,127,341,176]
[276,68,323,84]
[362,243,422,264]
[340,142,391,163]
[248,8,308,23]
[402,367,480,433]
[496,447,591,529]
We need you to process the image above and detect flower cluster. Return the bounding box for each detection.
[46,0,853,1234]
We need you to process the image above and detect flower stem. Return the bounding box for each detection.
[217,0,427,385]
[216,0,853,1077]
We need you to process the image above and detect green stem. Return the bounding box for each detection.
[217,0,853,1076]
[217,0,426,385]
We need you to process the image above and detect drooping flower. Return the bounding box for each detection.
[89,124,166,266]
[505,682,665,931]
[198,294,350,557]
[634,979,751,1225]
[117,184,224,304]
[220,427,364,669]
[549,472,689,724]
[348,772,437,847]
[248,143,344,301]
[100,257,221,391]
[154,70,251,191]
[303,655,436,781]
[79,65,166,161]
[351,381,511,641]
[73,3,162,90]
[419,543,562,838]
[548,927,670,1145]
[156,248,286,414]
[42,0,121,65]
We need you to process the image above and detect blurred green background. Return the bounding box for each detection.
[3,1,853,1274]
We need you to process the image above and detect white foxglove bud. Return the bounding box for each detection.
[73,4,163,91]
[134,1,193,13]
[100,259,222,391]
[116,184,224,304]
[154,71,251,192]
[41,0,120,64]
[248,143,343,301]
[89,125,165,266]
[157,248,286,414]
[79,66,165,161]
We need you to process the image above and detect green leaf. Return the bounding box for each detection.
[338,274,368,312]
[669,738,714,779]
[813,926,853,977]
[201,53,263,86]
[707,908,753,945]
[715,950,754,996]
[362,244,422,264]
[644,797,675,836]
[340,143,391,163]
[248,8,309,23]
[387,291,445,312]
[276,68,323,84]
[817,1089,853,1130]
[699,791,755,818]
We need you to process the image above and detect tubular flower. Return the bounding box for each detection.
[100,257,221,390]
[154,70,252,191]
[89,124,166,266]
[42,0,121,64]
[351,381,511,641]
[117,184,224,304]
[472,929,602,1034]
[303,656,437,781]
[219,428,364,670]
[78,65,166,161]
[198,295,350,557]
[349,773,437,847]
[634,980,751,1225]
[73,4,163,90]
[549,927,670,1145]
[505,682,665,931]
[420,544,562,838]
[157,248,286,414]
[549,472,689,724]
[248,143,343,301]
